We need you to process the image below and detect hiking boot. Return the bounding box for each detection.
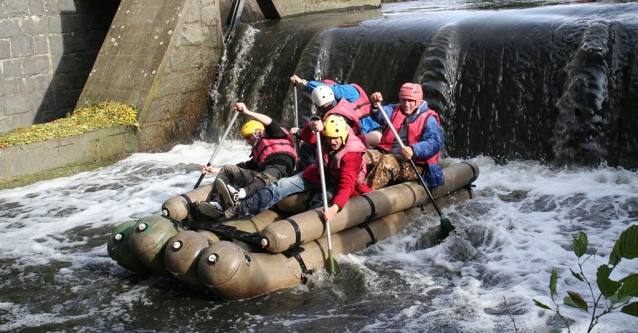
[215,178,240,209]
[198,201,224,218]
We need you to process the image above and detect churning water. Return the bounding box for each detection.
[1,141,637,332]
[2,1,638,332]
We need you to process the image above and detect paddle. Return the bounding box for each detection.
[315,131,341,275]
[194,111,240,189]
[374,102,454,238]
[293,83,300,153]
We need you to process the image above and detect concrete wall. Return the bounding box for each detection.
[0,0,381,190]
[0,125,138,190]
[260,0,380,19]
[0,0,119,134]
[77,0,223,152]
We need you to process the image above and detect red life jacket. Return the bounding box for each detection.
[323,99,362,135]
[322,127,367,185]
[349,83,372,119]
[377,105,441,165]
[252,127,298,166]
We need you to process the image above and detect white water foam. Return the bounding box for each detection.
[1,144,637,332]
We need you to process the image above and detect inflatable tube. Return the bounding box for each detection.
[164,230,220,288]
[274,190,319,213]
[107,220,150,272]
[190,208,287,234]
[198,187,474,300]
[129,215,184,277]
[161,184,213,220]
[261,160,479,253]
[162,209,288,286]
[162,183,312,222]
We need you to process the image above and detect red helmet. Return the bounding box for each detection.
[399,83,423,105]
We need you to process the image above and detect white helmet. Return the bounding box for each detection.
[311,86,335,107]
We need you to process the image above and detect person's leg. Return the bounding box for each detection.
[394,155,424,183]
[242,165,288,198]
[297,142,317,171]
[208,165,252,201]
[365,154,401,190]
[223,164,259,188]
[236,174,315,218]
[215,165,259,209]
[364,149,384,172]
[364,129,383,149]
[307,182,339,210]
[365,154,425,190]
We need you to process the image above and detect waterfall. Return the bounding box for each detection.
[207,3,638,169]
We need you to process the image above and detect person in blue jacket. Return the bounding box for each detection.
[365,83,444,190]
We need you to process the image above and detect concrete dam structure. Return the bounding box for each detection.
[0,0,380,189]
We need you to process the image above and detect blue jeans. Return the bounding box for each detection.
[238,173,338,219]
[297,142,317,171]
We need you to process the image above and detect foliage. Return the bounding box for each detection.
[0,101,139,148]
[533,225,638,332]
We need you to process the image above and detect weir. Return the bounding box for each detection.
[0,0,380,189]
[208,2,638,169]
[2,1,637,190]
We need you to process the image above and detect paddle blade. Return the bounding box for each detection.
[324,249,341,275]
[440,216,455,239]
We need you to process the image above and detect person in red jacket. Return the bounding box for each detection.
[221,114,372,221]
[199,102,297,218]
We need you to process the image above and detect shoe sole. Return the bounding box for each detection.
[215,178,236,209]
[199,201,224,218]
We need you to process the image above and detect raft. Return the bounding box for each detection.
[107,159,479,300]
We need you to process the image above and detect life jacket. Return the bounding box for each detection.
[323,99,362,135]
[349,83,372,119]
[377,105,441,165]
[252,127,298,166]
[321,127,367,185]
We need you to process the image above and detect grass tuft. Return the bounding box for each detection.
[0,101,139,149]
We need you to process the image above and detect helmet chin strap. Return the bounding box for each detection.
[252,131,263,145]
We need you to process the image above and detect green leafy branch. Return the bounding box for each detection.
[533,224,638,333]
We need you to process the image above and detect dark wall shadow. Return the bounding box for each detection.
[33,0,120,124]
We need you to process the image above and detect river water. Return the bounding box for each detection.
[2,1,638,332]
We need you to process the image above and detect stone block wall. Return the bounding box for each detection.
[0,0,119,134]
[0,125,138,190]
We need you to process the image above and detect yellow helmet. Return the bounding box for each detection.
[240,120,264,139]
[322,114,348,142]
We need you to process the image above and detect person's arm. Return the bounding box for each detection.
[289,75,360,102]
[411,116,444,160]
[368,92,394,125]
[235,102,272,126]
[263,118,287,139]
[329,84,359,102]
[298,118,321,144]
[237,159,257,170]
[201,166,221,174]
[330,152,361,210]
[369,103,395,126]
[290,75,313,92]
[308,82,359,102]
